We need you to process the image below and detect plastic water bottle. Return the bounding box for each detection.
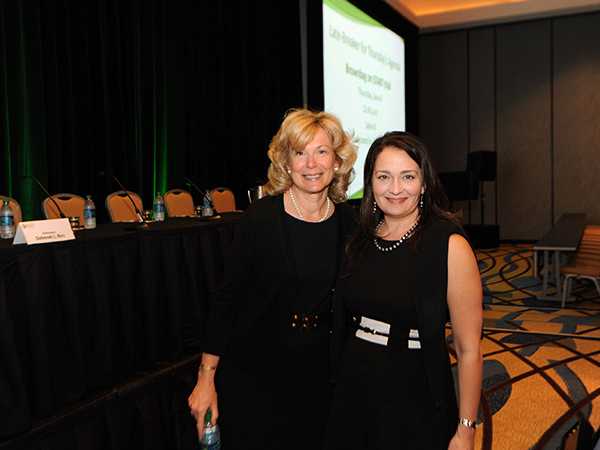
[200,409,221,450]
[83,195,96,229]
[153,192,165,221]
[0,200,15,239]
[201,192,214,217]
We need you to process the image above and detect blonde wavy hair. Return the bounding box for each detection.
[263,108,357,203]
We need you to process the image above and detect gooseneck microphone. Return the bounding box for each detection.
[26,175,67,218]
[112,175,148,228]
[183,176,206,198]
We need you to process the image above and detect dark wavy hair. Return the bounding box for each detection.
[347,131,458,260]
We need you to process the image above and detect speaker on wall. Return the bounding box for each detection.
[467,150,496,182]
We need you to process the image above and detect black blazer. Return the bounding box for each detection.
[203,194,357,359]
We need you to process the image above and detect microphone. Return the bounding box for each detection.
[184,176,207,197]
[111,175,148,228]
[25,175,67,218]
[184,176,215,214]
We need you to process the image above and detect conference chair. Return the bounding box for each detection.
[42,193,86,223]
[106,190,144,222]
[560,417,596,450]
[209,187,236,213]
[164,188,194,217]
[0,195,23,226]
[560,225,600,307]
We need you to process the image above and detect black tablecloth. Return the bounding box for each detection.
[0,214,241,447]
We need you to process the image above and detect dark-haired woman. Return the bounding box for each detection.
[325,132,482,450]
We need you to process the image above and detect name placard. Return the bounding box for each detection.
[13,218,76,245]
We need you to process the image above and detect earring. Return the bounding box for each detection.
[286,168,291,174]
[419,193,424,209]
[334,166,339,171]
[373,200,377,215]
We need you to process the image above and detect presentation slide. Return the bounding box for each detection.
[323,0,405,199]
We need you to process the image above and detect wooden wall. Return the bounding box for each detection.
[419,12,600,240]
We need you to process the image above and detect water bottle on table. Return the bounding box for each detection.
[200,409,221,450]
[0,200,15,239]
[201,192,214,217]
[83,195,96,229]
[153,192,165,221]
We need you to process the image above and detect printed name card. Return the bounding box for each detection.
[13,218,76,245]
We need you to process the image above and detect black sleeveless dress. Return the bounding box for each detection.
[218,211,338,450]
[325,228,449,449]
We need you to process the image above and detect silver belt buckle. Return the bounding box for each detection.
[408,328,421,349]
[355,316,390,346]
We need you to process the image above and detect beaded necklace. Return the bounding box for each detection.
[288,189,331,222]
[373,217,420,252]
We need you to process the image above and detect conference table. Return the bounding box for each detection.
[0,214,241,449]
[533,213,587,302]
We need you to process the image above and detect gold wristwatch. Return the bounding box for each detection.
[458,417,477,429]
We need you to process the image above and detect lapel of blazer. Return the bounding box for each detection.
[263,194,298,295]
[272,194,300,290]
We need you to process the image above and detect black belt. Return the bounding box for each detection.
[290,312,330,330]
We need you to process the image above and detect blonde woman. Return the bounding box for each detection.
[188,109,357,450]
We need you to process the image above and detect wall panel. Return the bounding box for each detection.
[418,32,468,173]
[496,21,552,240]
[468,28,496,226]
[553,12,600,224]
[419,12,600,241]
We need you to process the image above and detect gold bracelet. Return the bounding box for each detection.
[458,418,477,429]
[198,363,217,374]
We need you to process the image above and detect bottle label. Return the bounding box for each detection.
[154,201,165,221]
[0,215,14,226]
[84,209,96,219]
[201,428,221,449]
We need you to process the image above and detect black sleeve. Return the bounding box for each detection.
[202,210,255,356]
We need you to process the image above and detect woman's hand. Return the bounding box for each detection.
[188,371,219,439]
[448,425,475,450]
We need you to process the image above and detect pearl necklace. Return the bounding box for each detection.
[373,218,420,252]
[288,189,331,222]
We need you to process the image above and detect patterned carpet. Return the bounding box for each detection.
[449,244,600,450]
[478,244,600,311]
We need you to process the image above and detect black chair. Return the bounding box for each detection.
[560,418,595,450]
